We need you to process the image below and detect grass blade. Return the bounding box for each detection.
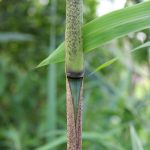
[84,16,150,51]
[37,1,150,67]
[130,125,144,150]
[89,58,118,75]
[37,43,64,67]
[89,41,150,75]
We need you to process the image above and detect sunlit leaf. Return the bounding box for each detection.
[130,125,144,150]
[37,43,64,68]
[89,58,118,76]
[90,41,150,75]
[37,1,150,67]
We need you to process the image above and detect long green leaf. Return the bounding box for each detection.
[37,1,150,67]
[37,43,64,67]
[84,17,150,51]
[130,125,144,150]
[89,41,150,75]
[90,58,118,75]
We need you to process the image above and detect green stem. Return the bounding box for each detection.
[47,0,57,143]
[65,0,84,77]
[65,0,84,150]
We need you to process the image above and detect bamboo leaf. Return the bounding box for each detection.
[130,125,144,150]
[37,1,150,67]
[131,41,150,52]
[37,43,64,68]
[90,58,118,76]
[89,41,150,75]
[84,17,150,51]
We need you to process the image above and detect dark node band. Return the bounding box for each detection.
[66,71,84,79]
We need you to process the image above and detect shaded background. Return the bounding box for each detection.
[0,0,150,149]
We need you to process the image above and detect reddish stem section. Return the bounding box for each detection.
[66,78,83,150]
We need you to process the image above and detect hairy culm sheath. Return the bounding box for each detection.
[65,0,84,150]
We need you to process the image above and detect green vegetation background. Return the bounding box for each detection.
[0,0,149,149]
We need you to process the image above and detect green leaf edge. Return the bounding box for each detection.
[89,41,150,75]
[37,1,150,68]
[130,125,144,150]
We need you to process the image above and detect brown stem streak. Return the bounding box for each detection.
[66,78,83,150]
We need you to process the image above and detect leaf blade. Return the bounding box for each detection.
[90,41,150,75]
[84,16,150,51]
[37,1,150,67]
[89,58,118,76]
[37,43,65,68]
[83,1,150,37]
[130,125,144,150]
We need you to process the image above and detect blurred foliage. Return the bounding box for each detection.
[0,0,150,150]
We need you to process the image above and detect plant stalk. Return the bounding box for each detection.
[47,0,57,143]
[65,0,84,149]
[66,78,83,150]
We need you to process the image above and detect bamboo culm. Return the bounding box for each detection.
[65,0,84,150]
